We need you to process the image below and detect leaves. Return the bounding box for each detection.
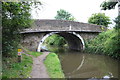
[85,29,120,59]
[100,1,118,10]
[114,15,120,29]
[55,9,76,21]
[2,2,41,57]
[88,13,111,27]
[44,34,67,47]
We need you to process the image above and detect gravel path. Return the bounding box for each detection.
[30,52,50,78]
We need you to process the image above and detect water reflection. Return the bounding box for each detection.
[46,45,119,78]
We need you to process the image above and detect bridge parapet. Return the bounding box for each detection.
[23,19,106,33]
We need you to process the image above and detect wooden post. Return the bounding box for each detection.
[18,49,22,62]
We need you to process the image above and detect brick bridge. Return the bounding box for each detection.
[21,19,105,52]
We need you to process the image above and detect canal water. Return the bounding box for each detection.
[58,51,119,78]
[46,46,119,78]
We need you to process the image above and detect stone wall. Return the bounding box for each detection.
[21,33,45,51]
[21,32,100,51]
[78,32,99,40]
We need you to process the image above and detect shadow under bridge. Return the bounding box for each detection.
[38,32,85,52]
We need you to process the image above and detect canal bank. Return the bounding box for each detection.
[44,53,65,78]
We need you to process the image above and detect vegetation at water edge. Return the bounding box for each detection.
[85,29,120,59]
[44,53,65,78]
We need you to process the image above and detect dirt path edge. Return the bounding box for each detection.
[30,52,50,78]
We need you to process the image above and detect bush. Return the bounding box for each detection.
[2,2,32,57]
[44,34,67,47]
[85,29,120,59]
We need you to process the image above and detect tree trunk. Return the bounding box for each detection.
[118,1,120,16]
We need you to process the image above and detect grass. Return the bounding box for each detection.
[2,54,33,78]
[20,45,43,57]
[26,51,43,57]
[44,53,65,78]
[2,44,43,79]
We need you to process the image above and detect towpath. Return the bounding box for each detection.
[30,52,50,78]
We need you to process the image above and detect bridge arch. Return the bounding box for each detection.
[37,32,85,52]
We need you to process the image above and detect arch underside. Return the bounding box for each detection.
[37,32,84,52]
[57,32,83,51]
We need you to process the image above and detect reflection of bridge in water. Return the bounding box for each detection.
[20,19,105,52]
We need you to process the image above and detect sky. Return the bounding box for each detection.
[31,0,118,27]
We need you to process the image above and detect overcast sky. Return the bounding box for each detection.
[31,0,118,27]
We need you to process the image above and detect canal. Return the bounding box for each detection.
[58,51,119,78]
[45,46,119,78]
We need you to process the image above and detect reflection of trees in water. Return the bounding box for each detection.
[59,51,119,78]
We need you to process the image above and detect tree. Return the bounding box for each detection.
[114,15,120,29]
[100,0,120,29]
[55,9,76,21]
[44,34,67,47]
[2,2,41,57]
[100,0,120,15]
[88,13,111,27]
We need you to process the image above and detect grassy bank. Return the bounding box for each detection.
[2,54,33,78]
[85,29,120,59]
[2,50,42,78]
[44,53,65,78]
